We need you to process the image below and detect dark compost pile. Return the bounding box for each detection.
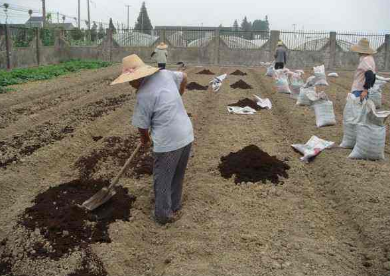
[230,80,253,89]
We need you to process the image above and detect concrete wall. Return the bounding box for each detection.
[1,29,389,72]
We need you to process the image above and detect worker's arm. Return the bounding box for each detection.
[151,51,156,57]
[179,73,188,96]
[361,70,376,100]
[138,128,150,147]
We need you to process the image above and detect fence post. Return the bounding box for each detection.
[162,28,166,43]
[385,34,390,72]
[329,31,337,70]
[108,29,113,62]
[5,24,11,70]
[214,28,220,65]
[36,28,41,66]
[268,30,280,61]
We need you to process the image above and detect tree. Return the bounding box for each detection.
[252,16,270,39]
[109,18,116,34]
[98,23,105,40]
[134,2,153,35]
[91,21,98,41]
[233,20,239,31]
[241,16,252,39]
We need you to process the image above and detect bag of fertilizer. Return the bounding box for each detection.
[292,136,335,163]
[348,124,386,160]
[328,72,339,78]
[340,94,365,148]
[312,99,336,127]
[313,65,329,86]
[290,72,304,99]
[368,80,387,109]
[348,100,390,160]
[296,87,320,106]
[265,65,275,77]
[304,76,316,88]
[274,70,291,94]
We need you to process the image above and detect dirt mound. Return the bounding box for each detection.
[75,136,153,180]
[228,98,260,111]
[218,145,290,184]
[230,70,247,76]
[18,179,136,260]
[186,82,208,91]
[230,80,253,89]
[196,69,215,75]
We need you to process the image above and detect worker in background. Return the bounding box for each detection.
[274,41,287,70]
[350,38,376,100]
[111,55,192,225]
[151,42,168,70]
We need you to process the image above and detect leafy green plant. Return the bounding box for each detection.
[0,60,112,92]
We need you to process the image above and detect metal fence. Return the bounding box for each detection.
[336,31,386,51]
[280,30,330,51]
[1,26,388,52]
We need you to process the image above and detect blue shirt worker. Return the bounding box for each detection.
[111,54,193,224]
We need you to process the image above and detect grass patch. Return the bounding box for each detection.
[0,59,112,92]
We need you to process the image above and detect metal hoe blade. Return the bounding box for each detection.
[82,188,117,211]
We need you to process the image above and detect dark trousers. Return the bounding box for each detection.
[275,62,284,69]
[158,63,166,69]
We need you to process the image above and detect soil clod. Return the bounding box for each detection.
[230,70,247,76]
[218,145,290,184]
[228,98,261,111]
[230,80,253,89]
[19,179,136,260]
[197,69,215,75]
[186,82,208,91]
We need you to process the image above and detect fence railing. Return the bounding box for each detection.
[1,25,388,52]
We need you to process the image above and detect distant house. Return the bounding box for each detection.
[25,17,75,30]
[25,16,44,28]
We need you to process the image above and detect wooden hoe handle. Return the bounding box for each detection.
[107,142,143,191]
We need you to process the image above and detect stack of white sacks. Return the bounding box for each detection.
[294,65,336,128]
[341,96,390,160]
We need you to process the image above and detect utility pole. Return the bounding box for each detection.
[87,0,91,30]
[42,0,46,28]
[78,0,81,28]
[125,5,130,29]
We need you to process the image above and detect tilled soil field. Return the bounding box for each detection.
[1,64,390,276]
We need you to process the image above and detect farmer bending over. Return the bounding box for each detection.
[111,55,193,224]
[350,38,376,100]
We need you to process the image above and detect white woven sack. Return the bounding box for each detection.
[275,78,291,94]
[312,100,336,127]
[265,66,275,77]
[296,87,318,106]
[369,91,382,109]
[348,124,386,160]
[340,123,357,148]
[340,94,364,148]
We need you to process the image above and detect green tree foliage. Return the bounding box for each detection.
[70,28,84,41]
[252,16,270,39]
[240,16,252,39]
[134,2,153,35]
[13,28,35,47]
[233,20,239,31]
[98,23,105,40]
[91,21,98,41]
[109,18,116,34]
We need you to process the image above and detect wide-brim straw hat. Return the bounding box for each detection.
[277,41,283,46]
[111,54,159,85]
[351,38,376,54]
[157,42,168,49]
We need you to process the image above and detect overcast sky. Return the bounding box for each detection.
[3,0,390,32]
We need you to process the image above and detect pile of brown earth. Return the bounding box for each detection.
[230,80,253,89]
[218,145,290,184]
[230,70,247,76]
[228,98,261,111]
[186,82,208,91]
[196,69,215,75]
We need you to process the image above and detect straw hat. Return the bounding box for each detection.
[111,55,159,86]
[351,38,376,55]
[156,42,168,50]
[277,41,283,46]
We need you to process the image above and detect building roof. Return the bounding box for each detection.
[155,25,234,32]
[26,16,44,23]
